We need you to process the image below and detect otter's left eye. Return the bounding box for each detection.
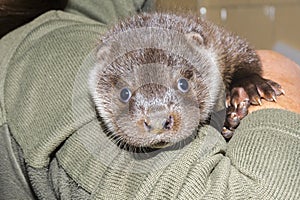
[177,78,189,93]
[119,87,132,103]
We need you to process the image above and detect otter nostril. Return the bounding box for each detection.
[163,115,174,130]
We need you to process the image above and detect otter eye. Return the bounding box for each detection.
[177,78,189,93]
[119,87,132,103]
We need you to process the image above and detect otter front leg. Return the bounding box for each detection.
[222,73,285,140]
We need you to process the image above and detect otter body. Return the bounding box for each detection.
[89,13,283,147]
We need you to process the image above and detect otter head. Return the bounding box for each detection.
[89,13,221,148]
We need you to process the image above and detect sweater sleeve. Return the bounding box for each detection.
[226,108,300,199]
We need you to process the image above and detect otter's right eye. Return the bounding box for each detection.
[119,87,132,103]
[177,78,189,93]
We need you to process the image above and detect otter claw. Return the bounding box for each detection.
[272,95,277,102]
[222,127,234,140]
[256,97,262,106]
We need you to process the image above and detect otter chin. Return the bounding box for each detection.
[89,12,284,147]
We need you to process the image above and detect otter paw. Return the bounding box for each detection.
[223,74,284,140]
[222,99,250,140]
[229,74,284,107]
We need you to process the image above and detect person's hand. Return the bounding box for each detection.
[248,50,300,114]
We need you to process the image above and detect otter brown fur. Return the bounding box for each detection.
[89,13,284,147]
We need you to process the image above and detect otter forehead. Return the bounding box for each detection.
[130,84,179,109]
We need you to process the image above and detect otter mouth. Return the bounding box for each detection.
[149,141,172,149]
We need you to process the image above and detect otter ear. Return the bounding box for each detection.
[185,32,204,48]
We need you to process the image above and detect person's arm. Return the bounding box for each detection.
[249,50,300,114]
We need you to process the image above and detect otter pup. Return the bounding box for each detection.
[89,13,284,148]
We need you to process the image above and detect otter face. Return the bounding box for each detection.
[89,48,218,148]
[89,13,222,148]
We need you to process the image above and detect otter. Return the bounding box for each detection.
[89,13,284,148]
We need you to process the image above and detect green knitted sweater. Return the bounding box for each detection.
[0,0,299,199]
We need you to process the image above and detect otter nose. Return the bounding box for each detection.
[144,115,174,134]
